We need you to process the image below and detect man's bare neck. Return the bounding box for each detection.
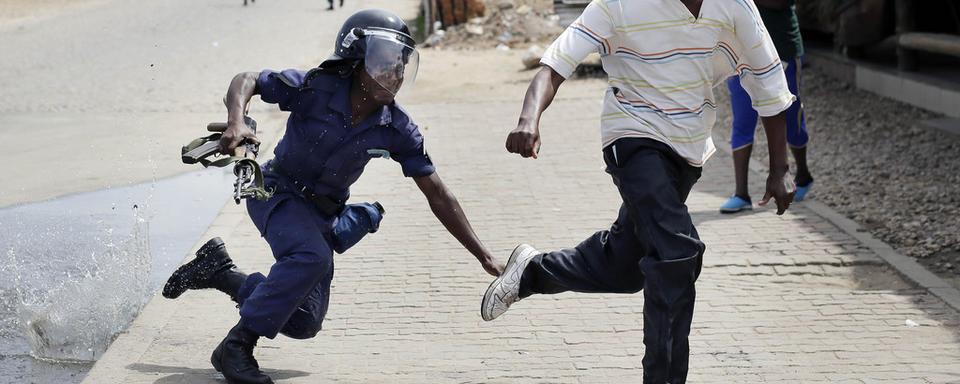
[679,0,703,18]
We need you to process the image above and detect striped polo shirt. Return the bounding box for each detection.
[541,0,796,166]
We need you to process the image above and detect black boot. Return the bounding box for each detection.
[163,237,245,300]
[211,323,273,384]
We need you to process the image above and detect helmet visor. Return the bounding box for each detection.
[363,31,419,96]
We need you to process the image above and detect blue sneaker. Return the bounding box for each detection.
[719,195,752,214]
[794,181,813,202]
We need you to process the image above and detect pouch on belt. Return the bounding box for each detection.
[331,202,385,254]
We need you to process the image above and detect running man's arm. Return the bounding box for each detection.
[220,72,261,155]
[506,67,565,158]
[507,0,614,159]
[413,173,504,277]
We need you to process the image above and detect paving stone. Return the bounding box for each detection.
[82,49,960,383]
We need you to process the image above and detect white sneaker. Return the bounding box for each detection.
[481,244,540,321]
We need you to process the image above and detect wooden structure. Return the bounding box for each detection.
[896,0,960,71]
[796,0,960,72]
[423,0,486,33]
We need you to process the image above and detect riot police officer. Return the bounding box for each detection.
[163,9,504,384]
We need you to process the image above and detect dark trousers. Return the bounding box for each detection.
[237,194,335,340]
[519,138,705,384]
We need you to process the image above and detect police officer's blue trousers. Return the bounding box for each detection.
[519,138,704,384]
[235,193,335,340]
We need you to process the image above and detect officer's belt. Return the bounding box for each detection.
[271,161,345,216]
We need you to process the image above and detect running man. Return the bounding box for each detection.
[481,0,796,382]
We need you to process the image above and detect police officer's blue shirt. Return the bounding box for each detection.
[256,68,435,202]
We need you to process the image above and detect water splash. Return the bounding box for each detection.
[8,207,151,362]
[0,168,230,382]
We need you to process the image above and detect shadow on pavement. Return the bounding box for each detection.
[127,363,311,383]
[690,207,761,227]
[696,147,960,349]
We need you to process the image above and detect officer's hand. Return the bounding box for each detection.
[758,170,795,215]
[505,122,541,159]
[481,257,506,277]
[219,121,260,156]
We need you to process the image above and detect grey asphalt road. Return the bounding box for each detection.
[0,0,419,208]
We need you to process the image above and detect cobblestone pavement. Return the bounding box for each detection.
[84,51,960,383]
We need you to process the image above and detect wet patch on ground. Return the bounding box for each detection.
[0,168,231,383]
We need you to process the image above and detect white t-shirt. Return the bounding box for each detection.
[541,0,796,166]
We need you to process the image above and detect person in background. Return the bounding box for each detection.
[720,0,813,214]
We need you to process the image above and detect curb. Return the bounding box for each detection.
[721,141,960,312]
[80,227,227,383]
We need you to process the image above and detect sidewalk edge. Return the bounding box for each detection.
[80,229,226,383]
[722,141,960,312]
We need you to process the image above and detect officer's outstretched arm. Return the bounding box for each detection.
[414,172,505,277]
[219,72,261,156]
